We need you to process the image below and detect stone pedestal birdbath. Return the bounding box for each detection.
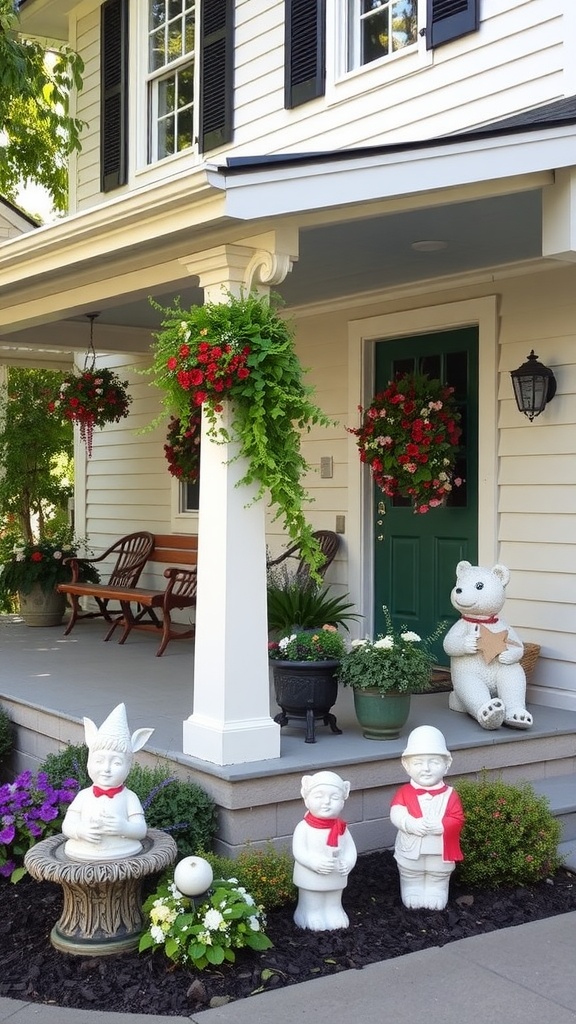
[25,829,177,955]
[24,702,177,955]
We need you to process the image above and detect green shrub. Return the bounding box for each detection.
[42,743,90,790]
[41,748,216,859]
[0,704,14,767]
[454,775,561,887]
[202,843,296,910]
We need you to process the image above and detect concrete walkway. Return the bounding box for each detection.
[1,911,575,1023]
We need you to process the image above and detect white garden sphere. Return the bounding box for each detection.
[174,856,214,896]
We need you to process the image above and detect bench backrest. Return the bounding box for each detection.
[150,534,198,566]
[107,531,155,587]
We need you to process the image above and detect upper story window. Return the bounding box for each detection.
[348,0,418,71]
[147,1,196,162]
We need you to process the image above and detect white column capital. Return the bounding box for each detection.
[178,228,299,301]
[543,167,576,262]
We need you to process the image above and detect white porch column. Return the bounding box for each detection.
[180,233,298,764]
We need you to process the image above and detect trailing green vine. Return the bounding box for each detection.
[149,292,333,571]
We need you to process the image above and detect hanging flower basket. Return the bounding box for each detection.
[350,374,462,514]
[149,292,333,574]
[48,367,131,457]
[163,412,201,482]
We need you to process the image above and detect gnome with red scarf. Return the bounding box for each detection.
[62,703,154,862]
[390,726,464,910]
[292,771,357,930]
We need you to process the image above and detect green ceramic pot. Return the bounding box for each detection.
[352,687,411,740]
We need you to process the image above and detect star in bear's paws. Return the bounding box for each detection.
[476,624,520,664]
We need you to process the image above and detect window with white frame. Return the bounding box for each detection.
[347,0,418,72]
[147,0,197,162]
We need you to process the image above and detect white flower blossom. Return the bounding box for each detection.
[400,631,421,643]
[278,634,297,651]
[203,908,225,931]
[150,924,165,944]
[374,636,394,650]
[350,638,369,648]
[248,916,261,931]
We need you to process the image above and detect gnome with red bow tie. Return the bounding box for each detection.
[390,726,464,911]
[62,703,154,862]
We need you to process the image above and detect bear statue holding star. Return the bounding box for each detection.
[443,561,532,731]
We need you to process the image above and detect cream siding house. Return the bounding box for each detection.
[1,0,575,766]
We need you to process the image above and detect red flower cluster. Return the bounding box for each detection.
[48,368,131,457]
[163,413,201,482]
[166,331,251,410]
[350,374,462,513]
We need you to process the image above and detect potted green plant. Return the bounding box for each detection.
[149,292,333,575]
[267,566,359,637]
[0,527,100,627]
[268,627,347,744]
[337,610,443,739]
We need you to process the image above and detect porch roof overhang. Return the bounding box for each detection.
[0,118,574,339]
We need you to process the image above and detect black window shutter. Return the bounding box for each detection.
[285,0,325,109]
[426,0,479,50]
[199,0,234,154]
[100,0,128,192]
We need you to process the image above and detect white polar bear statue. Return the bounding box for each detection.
[443,561,532,731]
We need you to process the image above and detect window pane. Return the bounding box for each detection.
[168,0,182,20]
[168,20,183,61]
[150,0,165,30]
[391,1,417,51]
[176,105,194,152]
[185,13,195,52]
[149,27,165,71]
[362,9,390,63]
[158,76,176,117]
[178,66,194,106]
[157,115,175,159]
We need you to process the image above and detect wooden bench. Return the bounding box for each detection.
[58,534,198,657]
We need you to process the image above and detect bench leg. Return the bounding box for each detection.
[62,594,80,636]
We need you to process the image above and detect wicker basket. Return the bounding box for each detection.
[520,642,541,679]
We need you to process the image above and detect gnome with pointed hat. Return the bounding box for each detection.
[390,726,465,910]
[62,703,154,862]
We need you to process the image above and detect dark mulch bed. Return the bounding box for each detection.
[1,851,575,1016]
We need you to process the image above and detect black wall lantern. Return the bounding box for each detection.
[510,350,557,421]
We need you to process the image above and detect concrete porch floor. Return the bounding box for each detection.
[2,613,576,856]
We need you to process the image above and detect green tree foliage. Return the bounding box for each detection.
[0,367,73,543]
[0,0,84,212]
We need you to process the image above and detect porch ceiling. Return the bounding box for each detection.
[9,188,542,347]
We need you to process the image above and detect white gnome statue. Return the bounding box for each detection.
[62,703,154,862]
[292,771,357,931]
[390,726,465,911]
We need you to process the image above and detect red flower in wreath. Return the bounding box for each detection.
[164,413,201,483]
[349,374,462,513]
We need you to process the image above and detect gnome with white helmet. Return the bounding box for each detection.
[292,771,358,931]
[390,726,464,910]
[62,703,154,862]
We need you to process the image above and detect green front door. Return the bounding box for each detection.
[374,328,478,664]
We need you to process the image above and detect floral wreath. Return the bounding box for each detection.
[163,412,201,482]
[350,373,462,514]
[48,367,131,457]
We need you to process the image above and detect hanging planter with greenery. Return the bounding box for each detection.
[48,367,131,458]
[350,373,462,514]
[149,292,333,572]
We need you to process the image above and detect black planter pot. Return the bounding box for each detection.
[270,659,342,744]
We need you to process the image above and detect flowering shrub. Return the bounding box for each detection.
[0,770,79,882]
[268,626,346,662]
[454,776,561,886]
[0,527,100,601]
[163,413,201,482]
[337,608,443,693]
[350,374,462,513]
[48,367,131,457]
[203,844,297,910]
[149,292,333,574]
[139,873,272,969]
